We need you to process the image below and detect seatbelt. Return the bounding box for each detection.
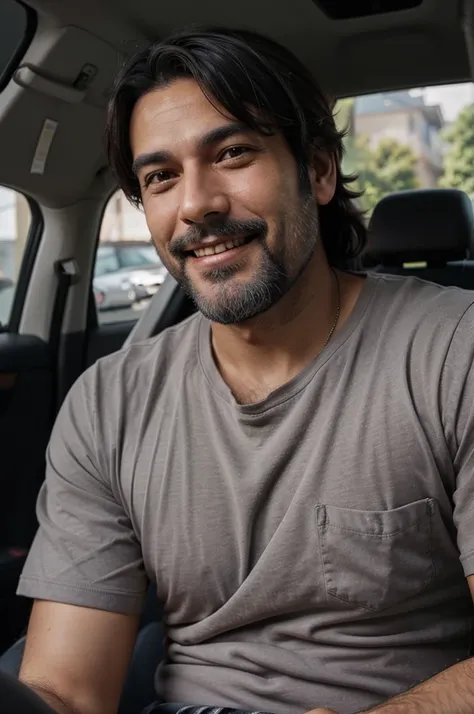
[49,258,80,411]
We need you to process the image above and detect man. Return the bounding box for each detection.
[13,26,474,714]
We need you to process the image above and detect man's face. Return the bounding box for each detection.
[130,78,326,324]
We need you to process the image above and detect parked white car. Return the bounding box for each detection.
[93,241,168,310]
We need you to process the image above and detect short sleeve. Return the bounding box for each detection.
[17,364,148,614]
[441,302,474,577]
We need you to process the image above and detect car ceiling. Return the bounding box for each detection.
[0,0,473,209]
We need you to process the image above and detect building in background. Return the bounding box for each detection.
[0,186,29,281]
[354,91,445,188]
[100,190,150,242]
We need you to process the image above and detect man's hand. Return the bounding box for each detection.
[305,709,337,713]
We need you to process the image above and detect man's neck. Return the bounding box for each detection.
[210,256,364,405]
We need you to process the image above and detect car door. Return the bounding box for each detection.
[0,188,53,654]
[0,0,53,654]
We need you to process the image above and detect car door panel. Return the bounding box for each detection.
[0,334,53,652]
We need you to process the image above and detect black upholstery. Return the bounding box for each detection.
[368,188,473,264]
[0,636,24,678]
[118,620,164,714]
[365,189,474,288]
[0,668,58,714]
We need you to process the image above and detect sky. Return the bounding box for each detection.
[422,82,474,122]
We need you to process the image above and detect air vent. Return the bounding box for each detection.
[312,0,423,20]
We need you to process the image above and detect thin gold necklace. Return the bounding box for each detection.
[318,267,341,355]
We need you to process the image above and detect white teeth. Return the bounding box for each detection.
[194,236,249,258]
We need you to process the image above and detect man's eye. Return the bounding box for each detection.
[144,170,175,188]
[220,146,252,161]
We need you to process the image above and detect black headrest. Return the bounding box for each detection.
[367,189,474,265]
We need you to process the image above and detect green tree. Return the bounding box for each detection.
[334,97,354,134]
[334,98,363,177]
[356,137,419,213]
[334,100,419,213]
[440,103,474,197]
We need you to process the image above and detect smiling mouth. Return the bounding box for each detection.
[189,234,257,258]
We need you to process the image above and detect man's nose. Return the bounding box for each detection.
[178,167,230,226]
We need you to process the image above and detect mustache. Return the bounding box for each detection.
[169,218,268,258]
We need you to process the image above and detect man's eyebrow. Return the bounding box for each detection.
[132,122,253,176]
[197,122,252,150]
[132,150,172,176]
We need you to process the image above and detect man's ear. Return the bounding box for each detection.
[308,152,337,206]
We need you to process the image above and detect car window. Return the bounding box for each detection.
[95,190,168,325]
[336,81,474,216]
[0,187,32,328]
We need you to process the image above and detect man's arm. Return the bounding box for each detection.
[15,364,148,714]
[19,600,140,714]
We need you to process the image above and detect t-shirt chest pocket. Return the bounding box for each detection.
[315,498,436,612]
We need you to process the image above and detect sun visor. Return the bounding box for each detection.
[0,25,123,207]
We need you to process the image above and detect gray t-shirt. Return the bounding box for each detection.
[18,273,474,714]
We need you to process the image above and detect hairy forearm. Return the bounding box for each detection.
[363,657,474,714]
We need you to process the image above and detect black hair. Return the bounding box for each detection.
[105,26,367,268]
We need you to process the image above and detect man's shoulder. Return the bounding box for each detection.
[367,273,474,385]
[82,310,203,395]
[102,310,200,363]
[371,272,474,329]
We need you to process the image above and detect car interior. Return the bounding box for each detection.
[367,188,474,286]
[0,0,474,712]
